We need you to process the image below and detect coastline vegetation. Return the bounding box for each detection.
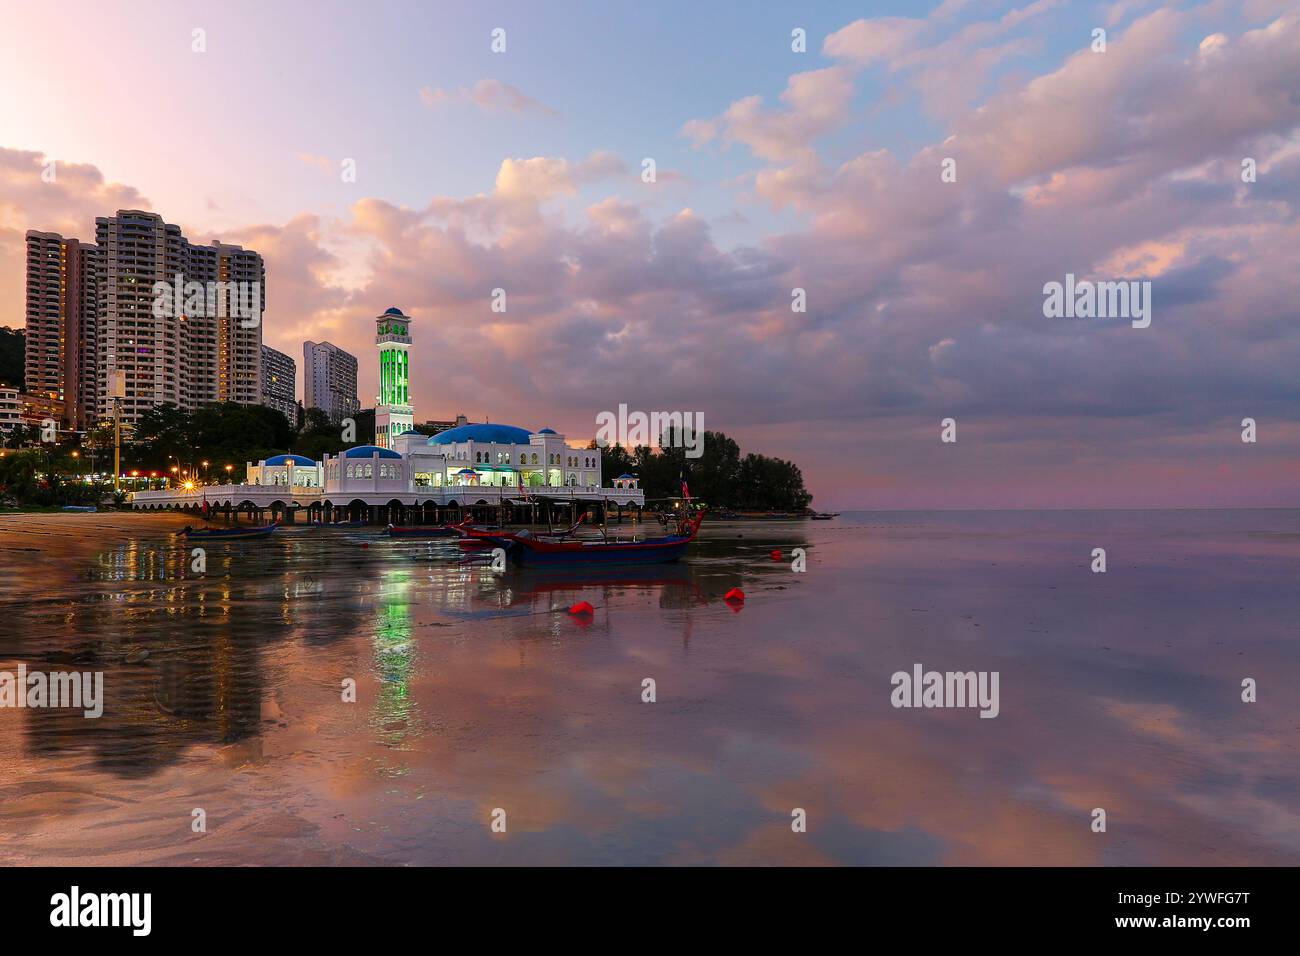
[595,428,812,512]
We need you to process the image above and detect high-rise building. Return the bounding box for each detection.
[185,241,265,407]
[260,344,297,426]
[24,231,100,429]
[374,307,413,449]
[93,209,264,428]
[303,340,359,423]
[25,210,266,431]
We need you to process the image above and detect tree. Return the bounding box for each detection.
[597,428,812,511]
[0,326,24,391]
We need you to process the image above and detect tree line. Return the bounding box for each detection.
[593,428,812,512]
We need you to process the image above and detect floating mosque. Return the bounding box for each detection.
[130,308,645,523]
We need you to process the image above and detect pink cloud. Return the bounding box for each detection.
[419,79,558,116]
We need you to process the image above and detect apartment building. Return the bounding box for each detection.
[24,232,100,429]
[260,343,298,426]
[303,340,359,423]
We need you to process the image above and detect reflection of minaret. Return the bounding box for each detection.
[374,307,414,449]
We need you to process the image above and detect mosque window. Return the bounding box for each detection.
[346,464,354,479]
[531,453,538,464]
[364,463,373,478]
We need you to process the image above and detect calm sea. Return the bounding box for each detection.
[1,509,1297,865]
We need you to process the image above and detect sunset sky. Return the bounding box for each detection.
[2,0,1298,509]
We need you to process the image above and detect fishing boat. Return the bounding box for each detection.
[495,512,705,566]
[182,521,279,540]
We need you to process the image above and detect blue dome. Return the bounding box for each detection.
[397,429,422,436]
[342,444,403,459]
[264,454,316,466]
[383,307,405,316]
[537,427,557,435]
[428,423,533,446]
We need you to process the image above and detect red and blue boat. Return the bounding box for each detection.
[492,512,704,566]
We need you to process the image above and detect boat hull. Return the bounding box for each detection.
[501,513,704,566]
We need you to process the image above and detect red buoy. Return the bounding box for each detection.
[568,601,594,615]
[770,549,782,560]
[362,542,369,549]
[724,587,745,603]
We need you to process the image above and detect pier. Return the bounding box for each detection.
[130,483,646,525]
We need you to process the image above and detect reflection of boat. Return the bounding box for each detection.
[508,563,697,594]
[182,521,279,540]
[384,523,463,537]
[497,513,704,566]
[311,519,367,527]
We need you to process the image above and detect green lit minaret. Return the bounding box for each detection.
[374,307,413,449]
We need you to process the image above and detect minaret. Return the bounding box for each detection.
[374,307,414,448]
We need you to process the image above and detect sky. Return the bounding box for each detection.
[1,0,1298,509]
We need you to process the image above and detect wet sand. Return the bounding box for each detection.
[1,509,1297,865]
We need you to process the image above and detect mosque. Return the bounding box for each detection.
[130,308,645,523]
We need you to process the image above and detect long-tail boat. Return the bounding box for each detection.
[494,512,704,566]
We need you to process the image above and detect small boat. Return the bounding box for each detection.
[495,513,705,566]
[182,521,279,540]
[809,512,840,520]
[61,505,97,512]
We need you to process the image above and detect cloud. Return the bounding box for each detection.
[0,147,150,332]
[419,79,558,116]
[5,6,1300,507]
[822,17,926,65]
[296,153,334,174]
[682,67,856,163]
